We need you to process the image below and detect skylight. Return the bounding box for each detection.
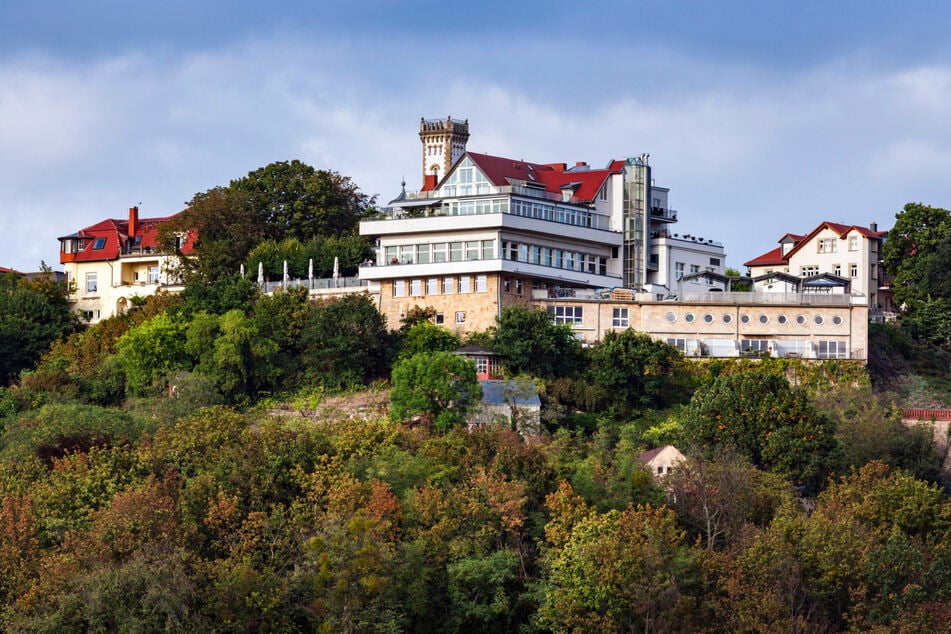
[93,238,106,250]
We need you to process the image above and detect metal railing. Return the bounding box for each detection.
[260,276,367,293]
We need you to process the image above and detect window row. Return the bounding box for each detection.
[667,337,848,359]
[548,305,583,325]
[800,263,859,278]
[502,240,608,276]
[509,198,597,228]
[384,240,495,265]
[665,311,845,326]
[393,275,488,297]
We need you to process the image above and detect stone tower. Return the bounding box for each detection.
[419,117,469,186]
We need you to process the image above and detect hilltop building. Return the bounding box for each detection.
[58,206,193,322]
[744,221,889,310]
[359,117,725,333]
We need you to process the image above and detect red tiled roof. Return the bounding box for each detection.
[744,246,786,267]
[59,209,193,264]
[466,152,622,203]
[746,221,886,268]
[0,266,23,275]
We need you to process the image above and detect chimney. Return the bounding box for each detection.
[869,221,878,232]
[575,161,587,167]
[129,206,139,239]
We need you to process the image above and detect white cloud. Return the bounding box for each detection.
[2,35,951,272]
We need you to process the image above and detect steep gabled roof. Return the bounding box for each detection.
[59,210,193,263]
[744,245,786,267]
[745,221,885,268]
[463,152,622,203]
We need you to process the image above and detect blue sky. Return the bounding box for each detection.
[3,1,951,271]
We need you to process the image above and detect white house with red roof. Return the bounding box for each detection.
[359,117,725,333]
[58,206,194,322]
[744,221,888,309]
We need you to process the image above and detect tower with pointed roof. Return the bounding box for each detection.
[420,117,470,187]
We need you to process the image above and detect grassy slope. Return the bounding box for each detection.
[867,324,951,408]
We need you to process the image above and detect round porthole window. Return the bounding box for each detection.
[723,314,733,324]
[666,312,676,323]
[759,314,769,324]
[796,315,806,325]
[832,315,843,325]
[778,315,788,325]
[814,315,824,325]
[740,314,750,324]
[685,313,695,323]
[704,313,714,323]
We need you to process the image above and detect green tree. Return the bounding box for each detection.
[0,269,74,385]
[115,313,189,396]
[398,321,460,360]
[234,159,374,242]
[390,352,481,432]
[536,504,691,632]
[586,329,693,416]
[492,306,583,378]
[881,202,951,344]
[682,369,840,491]
[298,294,393,389]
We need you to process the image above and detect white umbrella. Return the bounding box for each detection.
[283,260,289,287]
[308,258,314,289]
[332,256,340,286]
[257,262,264,286]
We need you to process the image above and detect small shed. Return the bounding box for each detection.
[639,445,685,477]
[453,345,502,380]
[468,379,542,436]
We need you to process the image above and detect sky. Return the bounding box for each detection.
[3,0,951,272]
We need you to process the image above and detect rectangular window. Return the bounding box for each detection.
[666,338,688,353]
[93,237,107,250]
[742,339,771,354]
[416,244,431,264]
[849,236,859,251]
[433,243,448,263]
[849,263,858,278]
[475,275,487,292]
[818,340,847,359]
[458,276,471,293]
[148,265,160,284]
[455,311,466,324]
[434,313,444,325]
[450,242,464,262]
[675,262,684,279]
[410,279,423,295]
[481,239,494,259]
[547,305,583,325]
[85,272,98,293]
[443,276,454,294]
[385,246,397,264]
[833,264,842,276]
[399,245,415,264]
[515,279,523,295]
[817,238,837,253]
[690,264,699,275]
[801,265,819,277]
[613,307,629,328]
[710,257,721,266]
[393,280,406,297]
[427,278,439,295]
[503,277,511,293]
[466,241,480,260]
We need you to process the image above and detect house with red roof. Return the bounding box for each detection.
[359,117,725,333]
[744,221,889,309]
[58,206,194,322]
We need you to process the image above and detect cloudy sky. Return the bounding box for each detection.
[3,1,951,272]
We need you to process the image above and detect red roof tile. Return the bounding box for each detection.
[465,152,622,203]
[59,209,193,264]
[747,221,885,267]
[744,246,786,267]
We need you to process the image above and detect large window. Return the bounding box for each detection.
[613,307,629,328]
[426,278,439,295]
[741,339,770,355]
[410,279,423,295]
[800,265,819,277]
[475,275,487,292]
[85,272,98,293]
[393,280,406,297]
[817,238,837,253]
[548,305,583,325]
[817,340,847,359]
[148,266,160,284]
